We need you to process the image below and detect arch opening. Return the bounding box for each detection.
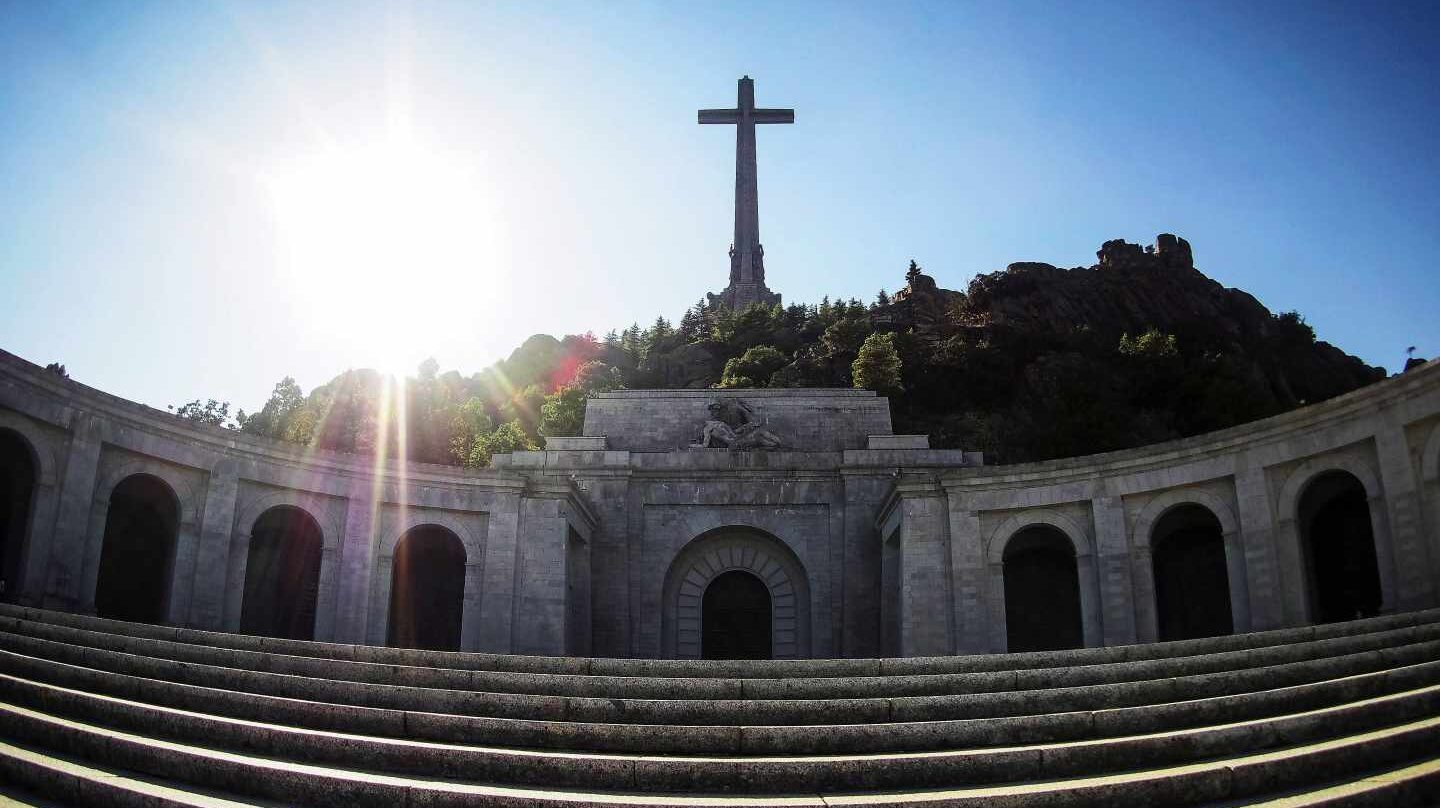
[1299,471,1382,623]
[702,570,772,660]
[662,527,810,660]
[96,474,179,623]
[240,506,323,640]
[1003,526,1083,652]
[387,525,465,651]
[0,429,37,603]
[1151,504,1233,641]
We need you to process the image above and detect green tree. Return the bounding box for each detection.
[718,345,788,388]
[170,399,234,428]
[852,332,903,394]
[905,259,922,286]
[1118,328,1179,358]
[239,376,306,438]
[449,397,495,464]
[467,420,537,468]
[539,386,587,437]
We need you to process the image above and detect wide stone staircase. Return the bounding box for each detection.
[0,604,1438,806]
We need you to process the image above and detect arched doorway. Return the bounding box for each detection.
[96,474,179,623]
[702,570,771,659]
[240,506,323,640]
[387,525,465,651]
[1299,471,1382,623]
[0,430,37,604]
[1151,504,1233,641]
[660,527,811,660]
[1003,526,1083,652]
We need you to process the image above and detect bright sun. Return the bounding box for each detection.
[264,137,504,375]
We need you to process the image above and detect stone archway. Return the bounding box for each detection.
[662,528,810,660]
[0,429,38,603]
[1298,470,1383,623]
[985,509,1102,653]
[1151,504,1233,641]
[96,473,180,624]
[239,505,324,640]
[1001,525,1084,652]
[387,524,466,651]
[1275,456,1393,623]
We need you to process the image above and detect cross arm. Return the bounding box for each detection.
[698,108,740,124]
[753,108,795,124]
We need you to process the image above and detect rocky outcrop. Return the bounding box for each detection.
[882,261,966,331]
[888,234,1384,412]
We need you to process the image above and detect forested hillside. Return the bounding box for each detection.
[174,235,1385,466]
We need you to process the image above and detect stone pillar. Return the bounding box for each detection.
[165,512,204,627]
[1091,496,1138,646]
[511,492,569,656]
[1235,467,1286,629]
[895,479,953,657]
[477,492,522,652]
[331,486,378,644]
[460,560,485,651]
[1130,546,1158,643]
[944,501,988,654]
[186,460,238,629]
[43,412,102,611]
[14,468,60,608]
[1375,412,1433,610]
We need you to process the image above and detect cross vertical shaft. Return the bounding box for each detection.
[699,76,793,309]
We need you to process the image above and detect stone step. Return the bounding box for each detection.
[2,700,1437,806]
[4,624,1437,728]
[3,642,1439,755]
[1221,758,1440,806]
[4,670,1440,793]
[4,612,1438,702]
[5,603,1438,680]
[0,739,276,808]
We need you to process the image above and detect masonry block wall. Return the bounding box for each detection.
[1,349,1439,659]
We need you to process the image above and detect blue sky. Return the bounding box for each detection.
[2,0,1437,413]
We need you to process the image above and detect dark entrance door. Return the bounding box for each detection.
[1003,526,1084,652]
[1300,472,1382,623]
[0,430,36,603]
[387,526,466,651]
[702,570,771,659]
[1152,505,1233,641]
[96,474,178,624]
[240,506,324,640]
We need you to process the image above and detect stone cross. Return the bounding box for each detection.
[699,76,792,309]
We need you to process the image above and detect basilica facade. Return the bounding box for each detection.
[1,348,1438,659]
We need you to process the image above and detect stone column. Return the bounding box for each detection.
[1091,496,1137,646]
[43,412,102,611]
[165,514,204,627]
[511,492,569,656]
[14,466,60,607]
[185,460,238,629]
[1375,411,1433,610]
[945,501,988,655]
[331,486,378,644]
[895,478,953,657]
[460,560,486,651]
[1235,466,1286,629]
[477,492,521,652]
[1130,546,1158,643]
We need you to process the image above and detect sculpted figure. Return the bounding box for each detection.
[691,399,783,450]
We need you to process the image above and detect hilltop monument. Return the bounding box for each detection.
[700,76,792,310]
